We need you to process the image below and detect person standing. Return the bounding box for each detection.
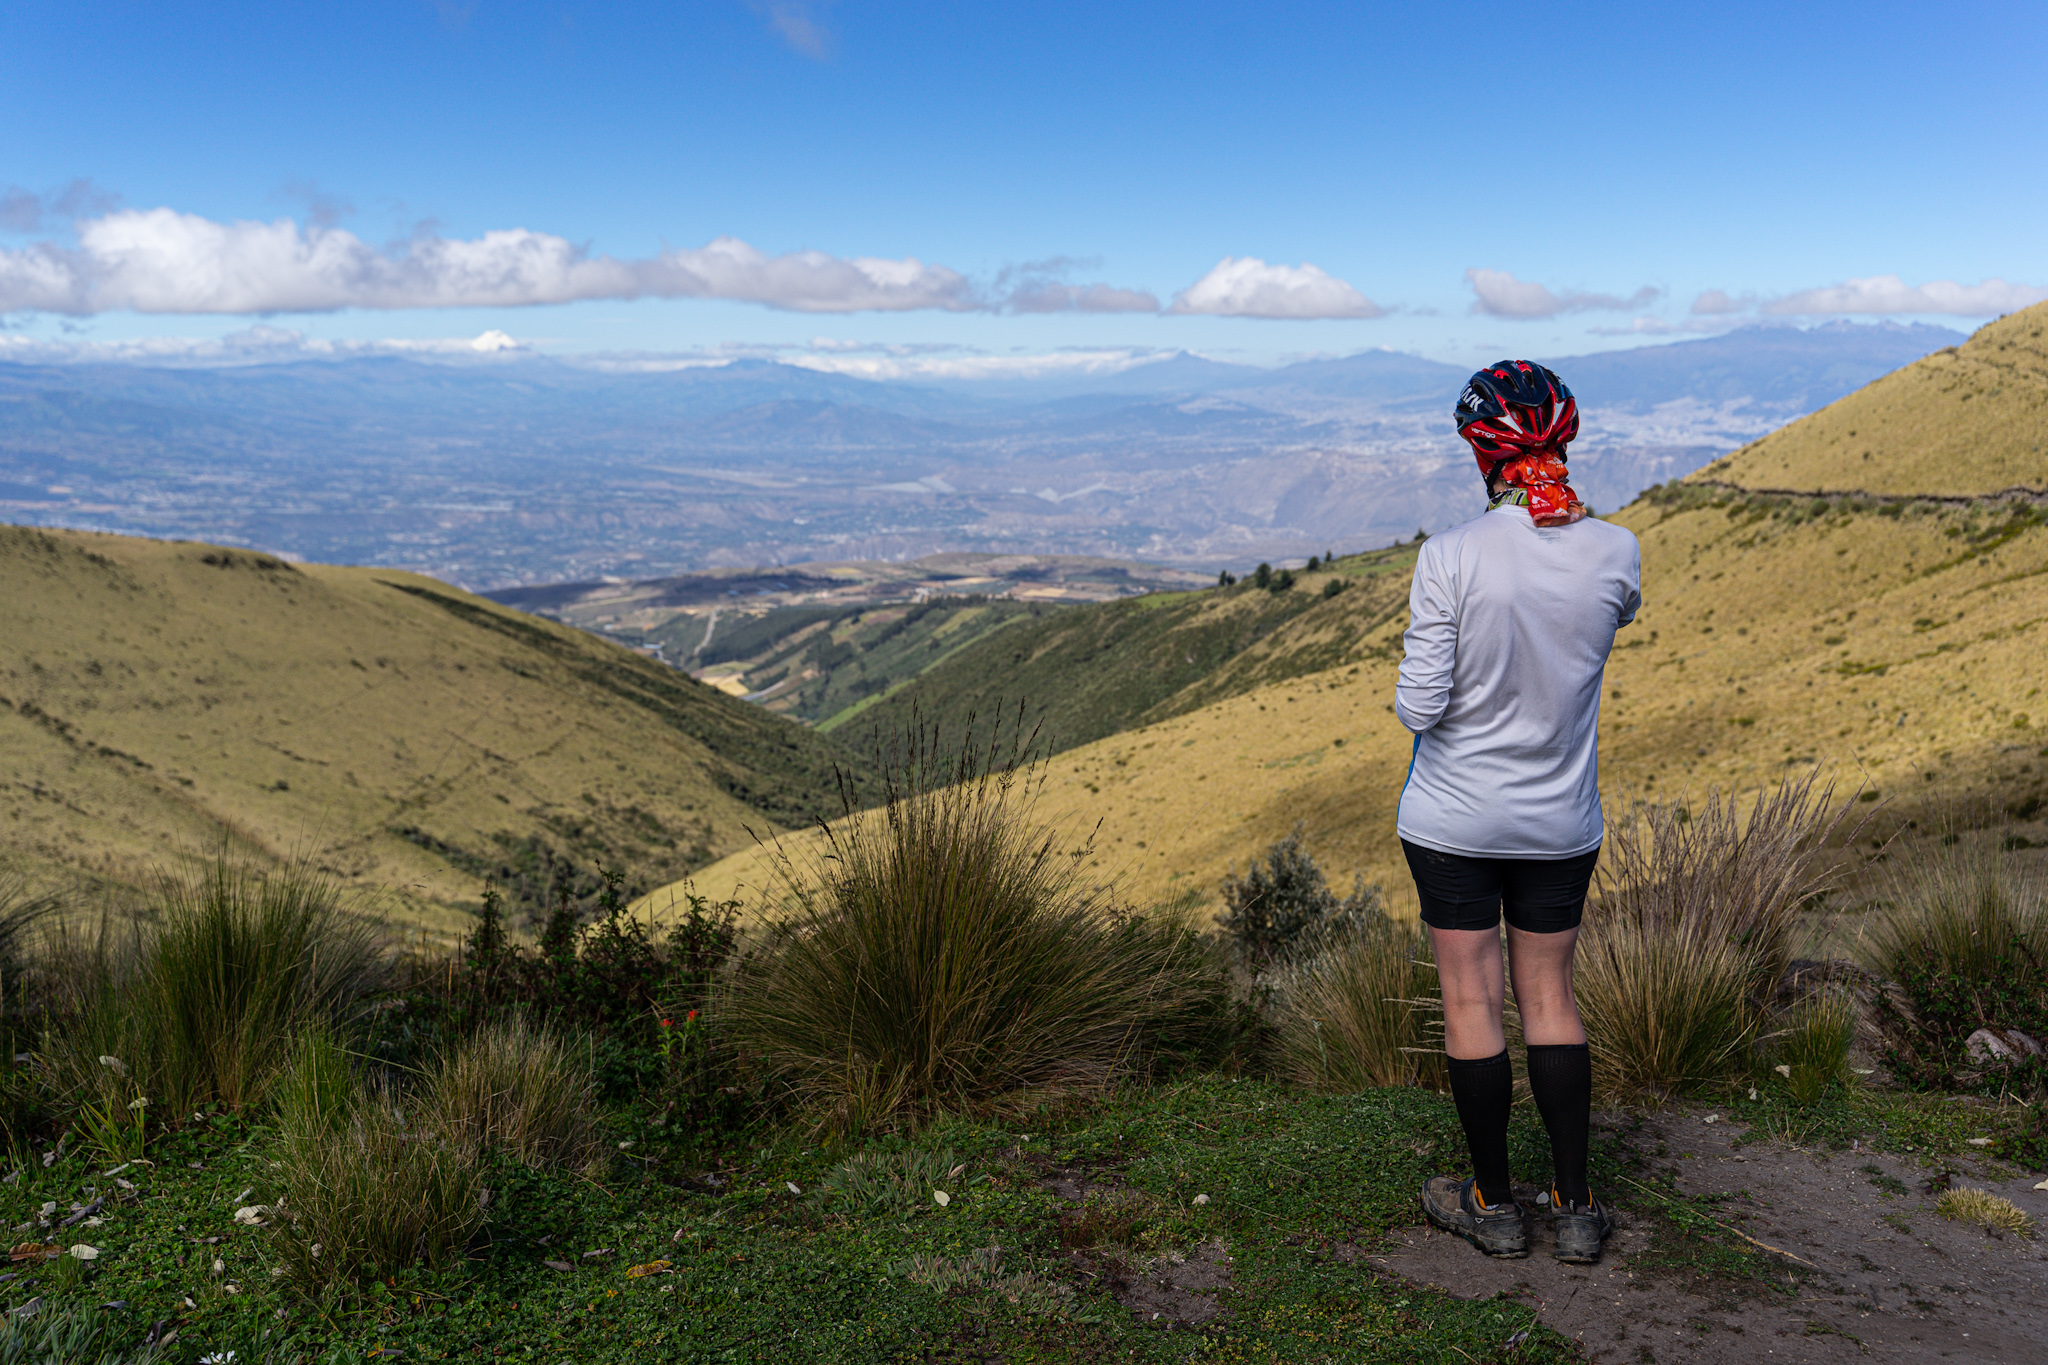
[1395,361,1640,1263]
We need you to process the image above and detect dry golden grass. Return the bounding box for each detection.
[660,314,2048,927]
[0,528,839,932]
[1936,1186,2034,1238]
[1701,300,2048,496]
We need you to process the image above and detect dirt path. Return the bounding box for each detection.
[1375,1110,2048,1362]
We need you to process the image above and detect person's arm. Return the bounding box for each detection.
[1617,538,1642,627]
[1394,542,1455,733]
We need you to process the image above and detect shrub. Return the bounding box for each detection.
[425,1014,599,1171]
[1220,825,1383,969]
[1270,916,1443,1090]
[727,719,1223,1131]
[1855,835,2047,1084]
[268,1033,488,1290]
[1320,577,1346,599]
[1577,776,1853,1102]
[46,856,386,1118]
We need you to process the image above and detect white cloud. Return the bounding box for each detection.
[0,208,979,315]
[1690,289,1746,315]
[0,325,531,366]
[1465,268,1660,319]
[1760,275,2048,317]
[751,1,832,58]
[1169,257,1383,319]
[785,347,1184,382]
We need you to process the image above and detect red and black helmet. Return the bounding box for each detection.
[1453,360,1579,471]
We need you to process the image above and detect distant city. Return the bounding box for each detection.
[0,321,1961,591]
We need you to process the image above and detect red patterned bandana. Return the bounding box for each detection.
[1488,451,1585,527]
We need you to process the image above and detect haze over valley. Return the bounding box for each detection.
[0,321,1959,590]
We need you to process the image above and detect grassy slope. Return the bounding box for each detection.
[1701,303,2048,496]
[653,596,1058,726]
[837,546,1419,761]
[657,305,2048,923]
[0,528,857,931]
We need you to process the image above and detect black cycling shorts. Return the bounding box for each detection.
[1401,839,1599,934]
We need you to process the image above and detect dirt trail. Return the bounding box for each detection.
[1376,1110,2048,1363]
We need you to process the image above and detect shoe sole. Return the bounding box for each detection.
[1423,1203,1528,1258]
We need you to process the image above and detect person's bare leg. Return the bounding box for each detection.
[1504,926,1584,1046]
[1429,926,1507,1059]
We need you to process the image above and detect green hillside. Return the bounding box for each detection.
[0,527,863,931]
[638,595,1058,726]
[839,546,1420,760]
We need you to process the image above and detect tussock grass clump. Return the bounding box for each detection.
[47,856,385,1118]
[1855,833,2047,1080]
[1936,1186,2034,1238]
[1762,987,1856,1105]
[1270,918,1442,1091]
[268,1033,487,1289]
[1578,776,1852,1102]
[0,1300,163,1363]
[426,1014,599,1171]
[729,721,1223,1131]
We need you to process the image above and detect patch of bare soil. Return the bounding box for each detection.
[1040,1163,1235,1327]
[1375,1109,2048,1362]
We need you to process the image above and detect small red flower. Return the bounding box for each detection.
[686,1010,699,1022]
[659,1018,673,1028]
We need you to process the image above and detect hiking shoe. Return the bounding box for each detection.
[1549,1190,1614,1264]
[1421,1175,1528,1258]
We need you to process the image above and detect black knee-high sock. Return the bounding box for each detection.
[1526,1043,1592,1207]
[1445,1049,1514,1208]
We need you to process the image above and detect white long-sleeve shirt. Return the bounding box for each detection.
[1394,503,1641,859]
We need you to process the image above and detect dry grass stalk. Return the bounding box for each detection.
[1578,773,1856,1102]
[1270,919,1443,1091]
[426,1014,599,1171]
[729,716,1219,1131]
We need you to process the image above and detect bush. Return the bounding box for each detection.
[1577,776,1853,1102]
[1220,825,1383,970]
[268,1033,488,1290]
[727,720,1224,1131]
[1855,834,2048,1085]
[1270,916,1442,1090]
[425,1014,599,1171]
[46,856,385,1119]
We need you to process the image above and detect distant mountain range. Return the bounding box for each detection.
[0,321,1965,587]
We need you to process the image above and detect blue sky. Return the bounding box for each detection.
[2,0,2043,371]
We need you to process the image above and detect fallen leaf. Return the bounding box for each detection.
[8,1244,60,1263]
[1773,1064,1792,1079]
[2033,1178,2048,1192]
[233,1206,266,1226]
[582,1248,612,1259]
[625,1260,671,1278]
[542,1260,572,1272]
[785,1182,801,1196]
[1965,1138,1992,1147]
[932,1190,950,1207]
[66,1245,98,1261]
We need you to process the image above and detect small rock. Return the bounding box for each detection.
[1774,1064,1792,1079]
[1703,1113,1722,1124]
[1193,1194,1210,1206]
[1965,1029,2020,1066]
[1966,1138,1993,1147]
